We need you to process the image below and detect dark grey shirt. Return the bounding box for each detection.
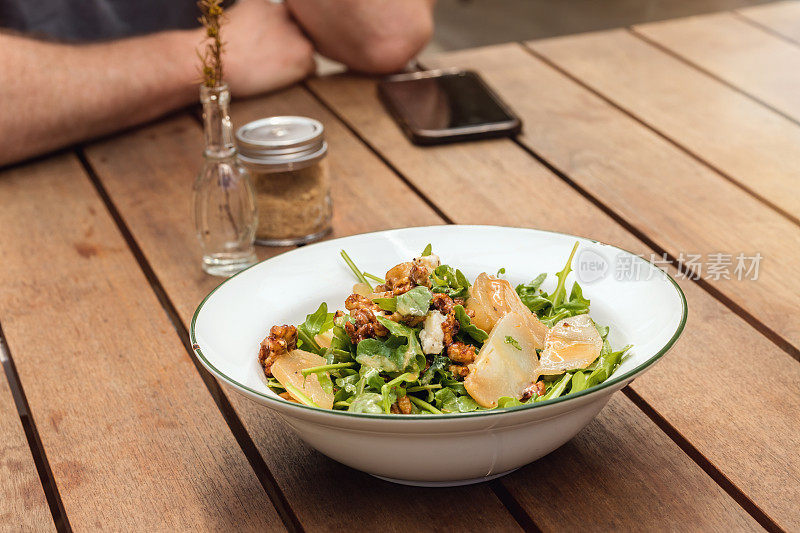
[0,0,204,41]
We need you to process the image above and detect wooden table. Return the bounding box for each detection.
[2,5,798,532]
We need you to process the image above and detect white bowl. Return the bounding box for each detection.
[191,226,687,486]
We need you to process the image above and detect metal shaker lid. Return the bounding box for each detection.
[236,116,327,169]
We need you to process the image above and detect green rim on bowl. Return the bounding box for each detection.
[190,226,688,420]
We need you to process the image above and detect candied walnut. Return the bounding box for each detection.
[447,342,477,364]
[410,258,432,288]
[449,364,470,379]
[390,403,400,414]
[441,311,459,346]
[431,293,456,314]
[520,380,547,401]
[397,395,412,414]
[278,391,300,403]
[344,293,388,344]
[383,262,415,296]
[258,325,298,377]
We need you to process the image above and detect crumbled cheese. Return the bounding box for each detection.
[419,311,446,355]
[413,253,441,271]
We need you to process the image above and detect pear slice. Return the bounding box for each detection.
[466,273,547,348]
[271,349,334,409]
[539,314,602,375]
[465,312,541,408]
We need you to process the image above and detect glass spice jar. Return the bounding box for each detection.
[235,117,332,246]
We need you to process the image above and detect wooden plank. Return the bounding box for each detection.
[305,76,766,529]
[424,43,800,353]
[0,155,285,530]
[738,1,800,43]
[527,28,800,223]
[83,87,521,531]
[634,11,800,123]
[0,369,52,531]
[307,71,798,530]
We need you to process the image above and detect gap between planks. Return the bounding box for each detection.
[301,78,787,533]
[622,387,781,533]
[189,100,540,531]
[526,35,799,229]
[74,150,304,533]
[732,10,800,48]
[629,26,800,132]
[513,41,800,365]
[0,324,71,532]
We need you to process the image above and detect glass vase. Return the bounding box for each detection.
[193,84,258,277]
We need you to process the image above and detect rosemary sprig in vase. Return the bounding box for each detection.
[193,0,258,277]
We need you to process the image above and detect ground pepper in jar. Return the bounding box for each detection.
[236,117,332,245]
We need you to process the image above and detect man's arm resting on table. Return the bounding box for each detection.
[0,0,316,168]
[0,30,199,167]
[285,0,436,73]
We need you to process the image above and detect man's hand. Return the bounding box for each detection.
[286,0,435,73]
[0,0,316,167]
[223,0,315,97]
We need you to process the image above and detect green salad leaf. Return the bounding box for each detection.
[263,244,633,416]
[516,242,591,326]
[504,336,522,350]
[430,265,470,298]
[355,317,425,373]
[372,297,397,312]
[421,243,432,256]
[395,286,433,316]
[297,303,334,355]
[454,304,488,343]
[348,392,384,414]
[434,387,481,413]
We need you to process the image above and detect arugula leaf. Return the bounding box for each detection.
[434,387,482,413]
[536,372,573,402]
[550,242,579,309]
[504,336,522,350]
[408,395,442,414]
[395,286,432,316]
[297,303,329,354]
[355,317,425,373]
[497,396,529,408]
[516,273,550,313]
[340,249,371,289]
[430,265,471,298]
[348,392,384,414]
[516,245,590,325]
[381,372,419,413]
[454,305,488,343]
[421,243,432,256]
[420,353,450,385]
[363,272,385,284]
[328,314,354,361]
[585,344,631,389]
[372,297,397,312]
[496,267,506,277]
[568,371,589,394]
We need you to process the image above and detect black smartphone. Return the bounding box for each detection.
[377,69,522,145]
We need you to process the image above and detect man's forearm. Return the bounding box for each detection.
[285,0,435,73]
[1,30,199,166]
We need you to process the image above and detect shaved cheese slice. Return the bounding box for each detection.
[465,312,541,408]
[466,273,547,349]
[539,314,602,375]
[271,349,334,409]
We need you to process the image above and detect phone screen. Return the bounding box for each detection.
[379,71,516,132]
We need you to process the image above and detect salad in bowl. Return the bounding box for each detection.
[259,243,631,416]
[192,226,686,485]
